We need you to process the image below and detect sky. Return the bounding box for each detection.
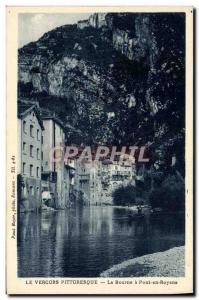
[18,13,92,48]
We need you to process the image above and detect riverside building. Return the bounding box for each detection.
[17,101,44,212]
[41,109,67,209]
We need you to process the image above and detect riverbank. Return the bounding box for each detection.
[113,205,150,212]
[100,246,184,277]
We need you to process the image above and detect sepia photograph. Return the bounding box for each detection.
[6,6,193,295]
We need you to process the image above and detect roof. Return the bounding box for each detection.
[18,101,44,130]
[40,108,65,130]
[40,109,79,133]
[65,164,76,170]
[18,99,76,133]
[18,103,34,115]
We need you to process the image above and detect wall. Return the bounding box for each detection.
[42,119,53,172]
[54,122,65,208]
[18,110,42,212]
[42,119,66,208]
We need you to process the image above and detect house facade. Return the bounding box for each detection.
[74,160,91,205]
[100,160,136,204]
[74,159,136,205]
[64,160,75,207]
[17,102,44,212]
[41,111,67,208]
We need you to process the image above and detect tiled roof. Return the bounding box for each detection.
[40,108,65,129]
[18,103,35,116]
[18,100,44,130]
[18,99,77,133]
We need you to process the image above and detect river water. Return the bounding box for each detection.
[17,206,184,277]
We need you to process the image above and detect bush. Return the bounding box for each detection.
[149,188,164,209]
[112,184,136,206]
[149,173,185,211]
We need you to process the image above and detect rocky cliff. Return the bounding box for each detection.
[18,12,185,170]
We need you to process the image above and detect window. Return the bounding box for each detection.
[37,129,40,141]
[23,162,26,174]
[30,165,33,177]
[30,145,33,157]
[30,125,34,137]
[41,152,43,160]
[36,187,39,196]
[22,186,27,197]
[30,186,34,196]
[23,121,26,133]
[36,167,39,178]
[37,148,40,159]
[23,142,26,152]
[41,136,43,144]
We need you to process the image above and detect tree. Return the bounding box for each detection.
[112,184,136,206]
[149,173,185,212]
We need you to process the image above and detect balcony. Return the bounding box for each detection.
[41,171,57,183]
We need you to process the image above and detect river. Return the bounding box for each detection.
[17,206,184,277]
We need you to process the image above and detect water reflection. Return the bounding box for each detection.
[18,207,184,277]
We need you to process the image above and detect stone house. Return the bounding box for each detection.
[17,101,44,212]
[41,110,67,208]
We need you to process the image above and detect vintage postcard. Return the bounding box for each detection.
[6,6,193,295]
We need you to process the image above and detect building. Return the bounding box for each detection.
[64,159,76,207]
[41,109,67,209]
[88,161,102,205]
[100,160,136,204]
[74,160,102,205]
[17,101,44,212]
[74,158,136,206]
[74,160,91,205]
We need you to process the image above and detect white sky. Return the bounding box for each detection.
[18,13,92,48]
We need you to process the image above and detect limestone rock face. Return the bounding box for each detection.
[18,12,185,167]
[88,13,107,28]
